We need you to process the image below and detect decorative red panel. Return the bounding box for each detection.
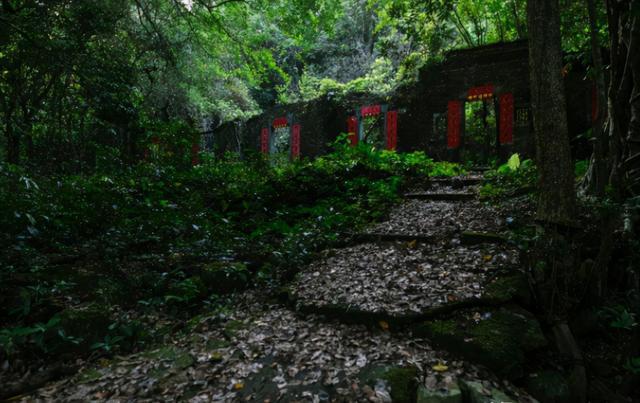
[273,117,288,128]
[499,93,514,145]
[447,101,462,149]
[361,105,382,117]
[291,124,301,159]
[347,116,358,146]
[386,111,398,151]
[467,84,495,101]
[191,142,200,166]
[260,127,269,154]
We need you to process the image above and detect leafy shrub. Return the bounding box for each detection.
[0,136,462,360]
[480,154,537,200]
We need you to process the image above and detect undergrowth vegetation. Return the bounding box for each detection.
[480,154,538,200]
[0,137,462,362]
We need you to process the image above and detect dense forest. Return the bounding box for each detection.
[1,0,640,402]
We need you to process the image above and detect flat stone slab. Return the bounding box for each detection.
[292,242,522,317]
[404,192,476,201]
[366,200,507,238]
[430,176,483,186]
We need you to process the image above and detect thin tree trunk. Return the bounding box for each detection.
[605,0,633,198]
[583,0,609,196]
[6,122,20,165]
[512,0,525,39]
[623,4,640,195]
[527,0,576,224]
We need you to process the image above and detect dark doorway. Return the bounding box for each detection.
[360,114,386,149]
[463,98,498,165]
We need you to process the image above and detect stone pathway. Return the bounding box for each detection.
[25,174,541,402]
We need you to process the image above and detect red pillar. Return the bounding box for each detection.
[347,116,358,146]
[447,101,462,149]
[260,128,269,154]
[499,93,514,145]
[292,124,301,158]
[386,111,398,151]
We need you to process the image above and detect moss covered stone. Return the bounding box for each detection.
[197,262,249,294]
[417,384,463,403]
[223,319,246,339]
[483,272,532,306]
[459,380,513,403]
[525,370,571,402]
[56,304,112,353]
[143,346,195,370]
[77,368,103,384]
[359,365,418,403]
[413,306,546,379]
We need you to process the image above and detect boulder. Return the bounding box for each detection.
[417,383,463,403]
[46,304,112,354]
[197,262,249,294]
[525,370,571,403]
[413,306,546,379]
[459,380,514,403]
[359,365,418,403]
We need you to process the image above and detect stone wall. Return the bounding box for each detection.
[209,40,593,162]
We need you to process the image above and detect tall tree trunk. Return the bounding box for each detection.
[527,0,576,224]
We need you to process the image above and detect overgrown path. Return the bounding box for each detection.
[26,174,542,402]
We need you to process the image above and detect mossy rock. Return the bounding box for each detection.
[143,346,194,370]
[223,319,247,339]
[483,272,532,306]
[417,384,463,403]
[460,231,507,245]
[525,370,571,402]
[197,262,250,294]
[413,306,546,379]
[54,304,112,353]
[77,368,104,384]
[359,365,418,403]
[459,380,514,403]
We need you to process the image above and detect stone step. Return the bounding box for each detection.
[460,231,509,245]
[345,231,508,245]
[403,192,476,201]
[430,177,483,186]
[346,232,438,244]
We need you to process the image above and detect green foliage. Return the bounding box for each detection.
[480,155,537,200]
[0,142,462,361]
[624,357,640,374]
[599,305,637,331]
[574,159,589,179]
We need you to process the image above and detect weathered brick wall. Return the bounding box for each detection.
[210,40,593,162]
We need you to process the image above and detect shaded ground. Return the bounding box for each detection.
[365,200,509,238]
[18,175,544,402]
[26,293,534,402]
[293,242,520,315]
